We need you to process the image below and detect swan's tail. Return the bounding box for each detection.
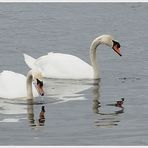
[23,53,36,69]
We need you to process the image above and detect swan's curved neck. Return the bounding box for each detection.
[26,70,33,99]
[89,37,102,79]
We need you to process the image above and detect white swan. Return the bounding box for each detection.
[0,70,44,99]
[24,35,122,79]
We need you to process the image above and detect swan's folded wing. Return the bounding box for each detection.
[34,53,93,79]
[23,53,36,69]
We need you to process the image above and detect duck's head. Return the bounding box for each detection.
[121,98,124,102]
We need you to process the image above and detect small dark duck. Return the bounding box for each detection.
[115,98,124,107]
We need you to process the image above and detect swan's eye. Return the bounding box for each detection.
[117,42,121,48]
[37,79,43,87]
[112,40,121,48]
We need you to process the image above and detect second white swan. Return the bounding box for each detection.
[24,35,122,79]
[0,70,44,99]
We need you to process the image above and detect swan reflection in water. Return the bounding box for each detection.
[27,78,124,128]
[27,99,46,128]
[92,79,124,127]
[43,78,92,102]
[0,78,124,128]
[0,78,92,126]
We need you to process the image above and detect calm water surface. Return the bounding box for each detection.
[0,3,148,145]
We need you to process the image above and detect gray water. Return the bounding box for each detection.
[0,3,148,145]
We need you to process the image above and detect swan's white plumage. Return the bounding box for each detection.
[0,71,38,99]
[24,54,36,70]
[24,53,94,79]
[24,35,120,79]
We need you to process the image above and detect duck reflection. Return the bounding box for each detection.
[92,79,124,127]
[27,99,46,127]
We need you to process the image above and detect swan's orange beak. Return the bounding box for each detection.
[112,44,122,56]
[36,79,44,96]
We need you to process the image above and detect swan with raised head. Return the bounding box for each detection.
[24,35,122,79]
[0,70,44,99]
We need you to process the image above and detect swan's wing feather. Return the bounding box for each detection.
[23,53,36,69]
[34,53,93,79]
